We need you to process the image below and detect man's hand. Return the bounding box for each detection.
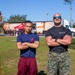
[57,35,72,45]
[45,36,60,46]
[22,42,28,46]
[17,42,29,50]
[22,42,39,48]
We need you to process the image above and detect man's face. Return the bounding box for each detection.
[25,23,32,34]
[53,14,62,24]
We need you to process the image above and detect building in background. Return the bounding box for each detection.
[3,21,54,35]
[33,21,54,34]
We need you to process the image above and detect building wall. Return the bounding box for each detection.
[44,22,54,31]
[3,21,54,34]
[3,23,10,30]
[3,23,23,30]
[36,22,44,33]
[35,21,54,33]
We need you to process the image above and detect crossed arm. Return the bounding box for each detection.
[17,41,40,50]
[45,35,72,46]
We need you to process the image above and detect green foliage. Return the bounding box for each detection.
[7,14,27,22]
[0,23,3,28]
[73,25,75,28]
[0,23,3,33]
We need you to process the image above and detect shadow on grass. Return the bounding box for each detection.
[38,69,59,75]
[38,71,47,75]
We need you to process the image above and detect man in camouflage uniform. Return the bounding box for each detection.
[45,13,72,75]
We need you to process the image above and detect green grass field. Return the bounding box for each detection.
[0,36,75,75]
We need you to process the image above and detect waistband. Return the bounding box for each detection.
[20,56,35,58]
[50,49,68,54]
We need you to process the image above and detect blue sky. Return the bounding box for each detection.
[0,0,75,22]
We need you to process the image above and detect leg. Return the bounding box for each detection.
[59,52,70,75]
[28,58,38,75]
[16,57,27,75]
[57,69,59,75]
[47,52,59,75]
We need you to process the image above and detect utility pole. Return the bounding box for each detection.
[64,0,74,27]
[46,13,48,21]
[70,3,72,27]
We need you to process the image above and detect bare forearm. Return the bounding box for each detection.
[26,42,39,48]
[57,39,72,45]
[47,39,60,46]
[17,44,29,50]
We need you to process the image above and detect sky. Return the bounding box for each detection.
[0,0,75,22]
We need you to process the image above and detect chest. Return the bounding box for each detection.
[50,28,67,39]
[21,35,35,43]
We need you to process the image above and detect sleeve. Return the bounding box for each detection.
[45,29,51,37]
[34,34,39,41]
[16,35,22,42]
[66,29,72,37]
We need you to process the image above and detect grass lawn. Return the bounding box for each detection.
[0,36,75,75]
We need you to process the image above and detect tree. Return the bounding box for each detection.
[0,11,2,22]
[7,14,27,22]
[0,23,3,28]
[64,0,74,26]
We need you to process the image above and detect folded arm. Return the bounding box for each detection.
[16,42,29,50]
[57,35,72,45]
[45,36,60,46]
[23,41,40,48]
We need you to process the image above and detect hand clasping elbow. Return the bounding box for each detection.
[46,42,51,46]
[68,41,72,45]
[17,46,22,50]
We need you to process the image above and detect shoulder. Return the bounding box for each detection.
[46,26,54,32]
[17,34,26,38]
[62,26,71,32]
[66,28,71,32]
[31,33,39,37]
[34,33,39,37]
[61,25,68,31]
[31,33,39,41]
[45,26,54,37]
[62,26,72,36]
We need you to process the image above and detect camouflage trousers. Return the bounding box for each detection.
[47,51,70,75]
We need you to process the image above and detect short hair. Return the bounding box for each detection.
[25,20,32,24]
